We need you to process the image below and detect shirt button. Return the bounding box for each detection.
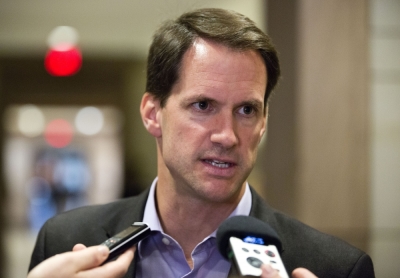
[162,237,171,245]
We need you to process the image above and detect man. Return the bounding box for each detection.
[29,8,375,278]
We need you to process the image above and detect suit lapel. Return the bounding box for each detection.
[100,188,150,278]
[249,187,286,253]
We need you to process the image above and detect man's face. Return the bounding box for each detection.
[154,38,267,204]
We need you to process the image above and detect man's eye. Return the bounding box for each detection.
[193,101,209,110]
[238,105,255,115]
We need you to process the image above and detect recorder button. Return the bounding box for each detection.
[247,257,263,268]
[162,237,171,245]
[265,250,276,257]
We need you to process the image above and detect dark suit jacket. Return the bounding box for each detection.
[29,187,375,277]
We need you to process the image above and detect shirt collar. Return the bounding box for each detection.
[142,177,252,236]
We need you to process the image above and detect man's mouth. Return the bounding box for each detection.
[204,159,233,168]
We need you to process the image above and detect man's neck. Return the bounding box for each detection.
[154,179,245,265]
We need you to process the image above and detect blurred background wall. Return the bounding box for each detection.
[0,0,398,277]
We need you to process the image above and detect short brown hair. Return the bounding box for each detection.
[146,8,280,107]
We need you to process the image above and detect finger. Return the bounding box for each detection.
[73,243,87,252]
[76,246,136,278]
[292,267,318,278]
[28,246,109,278]
[63,245,110,271]
[261,264,281,278]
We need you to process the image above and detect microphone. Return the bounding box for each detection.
[216,216,288,277]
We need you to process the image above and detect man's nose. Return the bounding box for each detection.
[210,114,239,148]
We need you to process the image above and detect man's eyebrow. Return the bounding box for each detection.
[182,95,216,104]
[240,99,264,109]
[181,94,264,109]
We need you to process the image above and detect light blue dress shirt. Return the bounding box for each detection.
[136,178,252,278]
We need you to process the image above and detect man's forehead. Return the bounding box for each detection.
[182,39,265,77]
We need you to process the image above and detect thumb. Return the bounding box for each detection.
[292,267,318,278]
[72,243,87,252]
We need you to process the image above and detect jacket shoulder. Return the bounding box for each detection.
[250,188,375,277]
[273,210,374,277]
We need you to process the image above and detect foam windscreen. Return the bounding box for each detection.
[216,215,282,259]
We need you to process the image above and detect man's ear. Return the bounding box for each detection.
[140,92,162,138]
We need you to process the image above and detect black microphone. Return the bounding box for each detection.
[216,216,288,277]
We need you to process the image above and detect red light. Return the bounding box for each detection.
[44,119,73,148]
[45,47,82,76]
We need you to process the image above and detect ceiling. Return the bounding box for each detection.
[0,0,266,59]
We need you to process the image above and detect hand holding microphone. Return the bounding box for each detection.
[217,216,317,278]
[217,215,289,277]
[28,222,150,278]
[27,244,135,278]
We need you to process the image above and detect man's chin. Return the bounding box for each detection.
[192,183,245,204]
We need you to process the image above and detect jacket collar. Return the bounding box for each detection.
[249,186,286,253]
[100,188,150,278]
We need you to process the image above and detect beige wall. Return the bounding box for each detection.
[265,0,370,251]
[264,1,400,276]
[370,0,400,277]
